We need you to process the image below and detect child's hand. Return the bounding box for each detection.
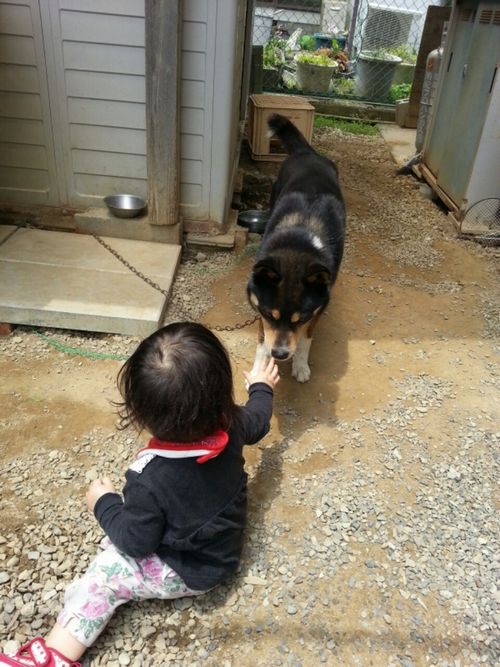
[86,477,116,512]
[243,356,280,390]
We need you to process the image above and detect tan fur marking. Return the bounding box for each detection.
[306,311,322,338]
[249,292,259,308]
[271,309,280,320]
[257,317,264,344]
[308,216,325,236]
[262,319,280,349]
[275,212,301,229]
[275,213,326,233]
[291,312,300,323]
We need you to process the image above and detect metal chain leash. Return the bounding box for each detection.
[92,234,259,332]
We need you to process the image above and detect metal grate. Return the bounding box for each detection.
[459,198,500,245]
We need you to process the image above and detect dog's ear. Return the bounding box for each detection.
[253,259,281,285]
[305,263,331,286]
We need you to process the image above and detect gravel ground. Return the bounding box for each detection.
[0,128,499,667]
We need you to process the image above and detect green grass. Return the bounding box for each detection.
[314,115,379,136]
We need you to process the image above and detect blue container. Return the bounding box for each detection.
[336,34,347,51]
[313,33,333,50]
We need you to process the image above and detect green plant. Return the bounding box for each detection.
[296,51,337,67]
[299,34,316,51]
[329,39,340,55]
[368,47,401,61]
[332,77,355,96]
[313,115,379,136]
[263,37,288,68]
[388,82,412,102]
[386,44,417,64]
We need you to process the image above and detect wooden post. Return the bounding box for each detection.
[145,0,181,228]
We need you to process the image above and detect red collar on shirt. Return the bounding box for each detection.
[139,429,229,464]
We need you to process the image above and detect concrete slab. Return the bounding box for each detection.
[377,124,417,167]
[0,228,181,336]
[0,225,18,245]
[74,208,182,244]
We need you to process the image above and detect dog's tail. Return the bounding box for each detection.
[267,113,311,155]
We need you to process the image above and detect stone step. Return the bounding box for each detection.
[0,227,181,336]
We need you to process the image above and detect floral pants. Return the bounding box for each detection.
[57,538,204,646]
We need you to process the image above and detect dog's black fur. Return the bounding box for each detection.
[247,113,345,382]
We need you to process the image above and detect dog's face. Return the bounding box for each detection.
[247,254,331,360]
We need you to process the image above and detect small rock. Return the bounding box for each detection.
[139,625,156,639]
[2,640,18,656]
[447,467,462,481]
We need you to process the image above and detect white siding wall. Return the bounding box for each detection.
[0,0,243,230]
[45,0,147,206]
[0,0,60,204]
[181,0,212,220]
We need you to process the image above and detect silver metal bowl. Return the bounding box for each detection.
[237,209,269,234]
[104,194,147,218]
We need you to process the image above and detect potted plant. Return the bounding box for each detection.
[299,34,316,51]
[295,47,339,94]
[263,37,287,88]
[355,48,402,99]
[388,45,417,86]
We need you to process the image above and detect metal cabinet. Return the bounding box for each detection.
[422,0,500,216]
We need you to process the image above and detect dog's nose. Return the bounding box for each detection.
[272,347,290,361]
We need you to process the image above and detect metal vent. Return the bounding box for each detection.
[362,4,420,50]
[493,10,500,24]
[479,9,493,23]
[459,198,500,245]
[461,7,476,21]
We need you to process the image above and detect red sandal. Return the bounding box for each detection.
[0,637,81,667]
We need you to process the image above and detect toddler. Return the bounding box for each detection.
[0,322,279,667]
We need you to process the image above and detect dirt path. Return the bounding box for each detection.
[0,128,498,667]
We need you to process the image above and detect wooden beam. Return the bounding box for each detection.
[145,0,181,227]
[420,162,459,214]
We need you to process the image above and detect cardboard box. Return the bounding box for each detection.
[247,94,315,161]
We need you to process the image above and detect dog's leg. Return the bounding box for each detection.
[252,318,270,375]
[292,335,312,383]
[292,314,322,382]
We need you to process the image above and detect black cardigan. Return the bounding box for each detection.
[94,383,273,590]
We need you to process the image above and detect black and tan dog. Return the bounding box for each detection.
[247,113,345,382]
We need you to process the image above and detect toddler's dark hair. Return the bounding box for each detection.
[116,322,238,441]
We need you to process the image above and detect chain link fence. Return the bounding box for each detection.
[251,0,440,104]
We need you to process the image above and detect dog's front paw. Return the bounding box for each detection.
[292,359,311,382]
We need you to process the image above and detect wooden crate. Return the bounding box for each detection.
[247,94,315,161]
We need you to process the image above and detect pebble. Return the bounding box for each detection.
[0,129,498,667]
[139,626,156,639]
